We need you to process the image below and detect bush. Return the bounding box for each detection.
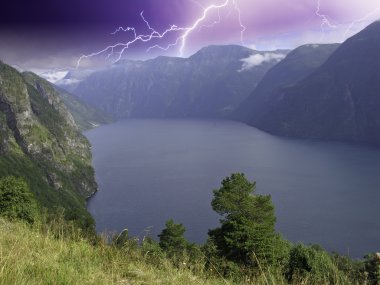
[332,252,365,283]
[286,244,345,284]
[364,253,380,285]
[158,219,189,258]
[0,176,38,223]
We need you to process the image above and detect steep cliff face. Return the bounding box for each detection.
[0,61,97,228]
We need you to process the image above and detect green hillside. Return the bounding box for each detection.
[0,61,97,229]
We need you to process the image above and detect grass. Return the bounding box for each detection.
[0,218,229,285]
[0,217,367,285]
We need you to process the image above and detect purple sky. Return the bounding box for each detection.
[1,0,380,71]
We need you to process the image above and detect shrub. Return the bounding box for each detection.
[364,253,380,285]
[0,176,38,223]
[286,244,344,284]
[158,219,189,257]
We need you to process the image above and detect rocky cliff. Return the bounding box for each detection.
[0,61,98,228]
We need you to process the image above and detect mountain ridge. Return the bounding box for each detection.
[69,45,289,119]
[0,61,98,228]
[233,43,340,122]
[240,21,380,144]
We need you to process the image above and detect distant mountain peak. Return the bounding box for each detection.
[345,19,380,42]
[71,44,286,119]
[239,21,380,144]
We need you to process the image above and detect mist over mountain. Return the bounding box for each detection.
[69,45,288,118]
[233,43,340,121]
[57,69,101,92]
[242,21,380,144]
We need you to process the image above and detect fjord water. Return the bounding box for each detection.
[86,119,380,258]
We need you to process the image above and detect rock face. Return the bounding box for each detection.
[241,21,380,144]
[0,61,98,228]
[72,45,288,119]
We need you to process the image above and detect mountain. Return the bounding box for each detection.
[55,86,113,131]
[241,21,380,144]
[71,45,289,118]
[233,43,339,121]
[56,68,98,92]
[0,61,98,229]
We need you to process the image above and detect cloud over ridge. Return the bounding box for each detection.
[239,53,286,71]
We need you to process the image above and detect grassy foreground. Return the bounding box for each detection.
[0,217,370,285]
[0,174,375,285]
[0,218,226,285]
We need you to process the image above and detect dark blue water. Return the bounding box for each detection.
[86,119,380,258]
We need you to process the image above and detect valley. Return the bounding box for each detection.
[1,15,380,284]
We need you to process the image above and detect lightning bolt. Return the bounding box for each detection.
[192,0,244,44]
[148,0,233,55]
[179,0,231,56]
[342,8,380,39]
[233,0,246,45]
[76,11,186,67]
[314,0,380,43]
[199,9,222,31]
[191,0,229,33]
[315,0,337,39]
[76,0,247,68]
[152,0,245,57]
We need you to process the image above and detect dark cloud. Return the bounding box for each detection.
[1,0,379,71]
[1,0,188,27]
[0,0,192,70]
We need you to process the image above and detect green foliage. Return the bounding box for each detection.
[286,244,346,284]
[27,83,67,139]
[0,63,29,110]
[0,170,371,285]
[209,173,276,265]
[202,239,247,279]
[272,233,292,268]
[0,62,98,231]
[159,219,190,257]
[142,236,165,258]
[364,253,380,285]
[113,229,131,247]
[0,176,38,223]
[0,154,95,232]
[332,252,365,283]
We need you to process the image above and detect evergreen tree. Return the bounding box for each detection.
[208,173,276,265]
[158,219,189,257]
